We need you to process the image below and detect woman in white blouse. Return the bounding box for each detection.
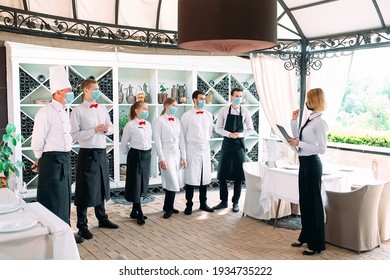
[153,98,187,219]
[288,88,329,256]
[120,101,152,225]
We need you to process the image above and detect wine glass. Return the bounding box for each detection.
[14,181,27,211]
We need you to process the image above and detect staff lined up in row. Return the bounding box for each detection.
[30,65,255,244]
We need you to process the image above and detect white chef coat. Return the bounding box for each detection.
[181,108,213,186]
[31,99,72,159]
[120,118,152,153]
[153,114,186,191]
[70,100,113,148]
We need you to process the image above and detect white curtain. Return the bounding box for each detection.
[250,53,299,144]
[307,52,354,129]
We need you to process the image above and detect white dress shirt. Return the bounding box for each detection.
[31,99,72,159]
[215,105,255,138]
[70,100,113,148]
[291,112,329,156]
[120,118,152,153]
[153,114,186,162]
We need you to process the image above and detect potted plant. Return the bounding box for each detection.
[158,82,168,104]
[0,123,25,188]
[119,110,129,136]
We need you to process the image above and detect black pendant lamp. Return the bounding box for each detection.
[178,0,277,54]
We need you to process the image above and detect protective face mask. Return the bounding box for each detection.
[168,106,177,115]
[140,110,149,119]
[198,100,205,109]
[91,90,101,101]
[64,92,75,104]
[306,103,314,111]
[233,97,241,105]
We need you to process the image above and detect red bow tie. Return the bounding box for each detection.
[196,111,204,114]
[139,121,146,125]
[90,103,98,108]
[168,117,174,121]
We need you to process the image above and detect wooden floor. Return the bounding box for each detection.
[71,188,390,260]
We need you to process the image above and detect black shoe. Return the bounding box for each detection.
[302,250,321,256]
[200,204,214,212]
[98,219,119,229]
[213,202,228,210]
[130,213,148,220]
[163,211,173,219]
[172,209,179,214]
[78,228,93,240]
[184,207,192,215]
[74,234,84,244]
[291,242,304,247]
[137,216,146,225]
[232,203,239,213]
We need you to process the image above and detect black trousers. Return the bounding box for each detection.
[76,203,108,229]
[185,185,208,207]
[219,180,243,204]
[298,154,325,252]
[163,190,176,211]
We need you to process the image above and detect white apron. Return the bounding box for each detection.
[161,143,184,192]
[185,141,211,186]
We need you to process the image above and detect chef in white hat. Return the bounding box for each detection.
[31,65,84,244]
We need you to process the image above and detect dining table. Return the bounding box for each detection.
[259,163,375,225]
[0,188,80,260]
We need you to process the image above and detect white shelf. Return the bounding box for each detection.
[8,45,261,192]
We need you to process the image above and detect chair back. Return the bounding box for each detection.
[243,162,262,190]
[379,180,390,241]
[325,182,384,252]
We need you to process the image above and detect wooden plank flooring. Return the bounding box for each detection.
[71,189,390,260]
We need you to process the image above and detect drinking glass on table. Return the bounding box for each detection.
[14,181,27,210]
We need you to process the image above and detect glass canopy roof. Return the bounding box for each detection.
[0,0,389,53]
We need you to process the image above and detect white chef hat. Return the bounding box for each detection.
[49,65,72,94]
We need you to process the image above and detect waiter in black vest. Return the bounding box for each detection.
[70,78,118,241]
[213,88,255,213]
[31,65,84,243]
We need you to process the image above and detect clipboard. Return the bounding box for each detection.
[276,124,291,142]
[276,124,298,152]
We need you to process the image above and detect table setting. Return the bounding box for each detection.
[0,188,80,260]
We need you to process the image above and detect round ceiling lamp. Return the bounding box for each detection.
[178,0,277,54]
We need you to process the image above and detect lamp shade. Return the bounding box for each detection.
[178,0,277,54]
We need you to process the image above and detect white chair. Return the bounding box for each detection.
[378,180,390,241]
[242,162,291,220]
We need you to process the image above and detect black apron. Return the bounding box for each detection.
[37,151,71,224]
[74,148,110,208]
[217,106,246,181]
[124,148,151,203]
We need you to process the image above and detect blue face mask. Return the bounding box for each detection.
[233,97,241,105]
[168,106,177,115]
[91,90,101,101]
[140,110,149,119]
[198,100,205,109]
[64,92,75,104]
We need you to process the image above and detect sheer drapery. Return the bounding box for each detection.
[307,52,354,129]
[250,53,299,144]
[251,52,353,138]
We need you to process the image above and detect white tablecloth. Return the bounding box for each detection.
[0,188,80,260]
[259,163,375,214]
